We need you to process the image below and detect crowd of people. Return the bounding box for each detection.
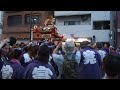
[0,37,120,79]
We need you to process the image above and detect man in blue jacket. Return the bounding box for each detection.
[79,42,102,79]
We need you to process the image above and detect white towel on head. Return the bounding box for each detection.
[23,53,32,63]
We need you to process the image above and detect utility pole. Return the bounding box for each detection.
[110,11,117,48]
[115,11,117,48]
[30,11,32,42]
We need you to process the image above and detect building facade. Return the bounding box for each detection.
[54,11,110,43]
[0,11,4,40]
[3,11,53,43]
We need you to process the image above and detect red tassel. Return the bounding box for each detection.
[36,33,39,38]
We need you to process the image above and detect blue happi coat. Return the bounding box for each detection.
[23,60,56,79]
[79,47,102,79]
[0,61,24,79]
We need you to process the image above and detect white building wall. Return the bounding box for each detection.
[55,11,110,20]
[56,16,91,27]
[92,11,110,21]
[56,26,110,42]
[55,11,110,42]
[55,11,92,16]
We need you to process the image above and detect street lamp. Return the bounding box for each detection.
[33,18,37,21]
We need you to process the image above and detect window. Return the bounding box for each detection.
[7,15,22,26]
[25,14,40,24]
[64,14,91,26]
[81,14,91,25]
[64,21,80,25]
[93,21,110,30]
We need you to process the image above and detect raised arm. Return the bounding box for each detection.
[0,38,10,49]
[53,41,62,54]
